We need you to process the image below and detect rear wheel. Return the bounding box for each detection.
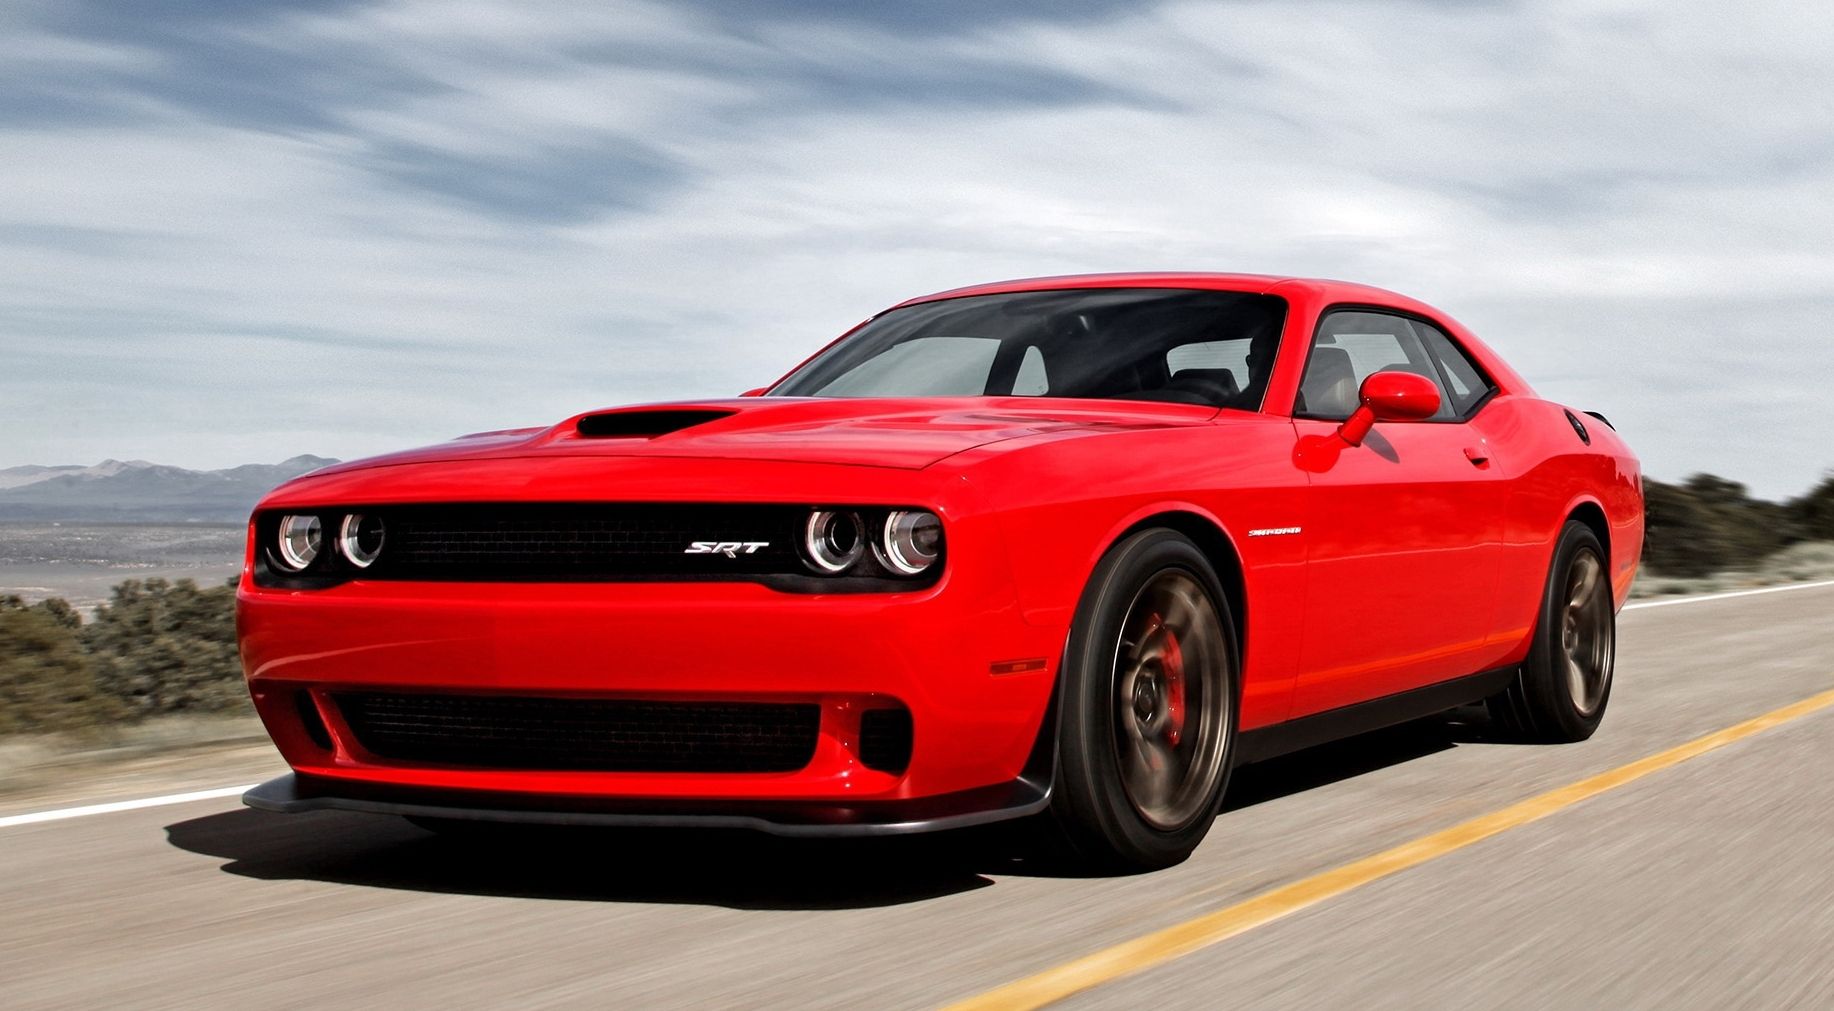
[1044,529,1239,871]
[1488,520,1616,742]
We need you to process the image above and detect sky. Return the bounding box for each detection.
[3,0,1832,500]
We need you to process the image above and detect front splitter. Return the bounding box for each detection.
[243,772,1050,838]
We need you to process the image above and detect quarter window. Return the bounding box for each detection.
[1411,320,1494,417]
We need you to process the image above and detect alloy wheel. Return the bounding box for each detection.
[1562,549,1614,716]
[1110,570,1232,831]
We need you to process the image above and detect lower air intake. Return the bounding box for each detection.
[858,708,913,773]
[334,693,821,773]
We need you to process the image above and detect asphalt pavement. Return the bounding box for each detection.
[3,582,1831,1009]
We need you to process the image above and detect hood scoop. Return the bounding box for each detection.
[575,408,735,439]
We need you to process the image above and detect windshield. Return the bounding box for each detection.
[769,288,1287,410]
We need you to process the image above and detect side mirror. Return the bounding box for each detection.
[1337,371,1440,446]
[738,387,769,397]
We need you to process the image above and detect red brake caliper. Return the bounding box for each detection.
[1152,613,1187,747]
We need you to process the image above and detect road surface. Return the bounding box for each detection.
[3,582,1832,1009]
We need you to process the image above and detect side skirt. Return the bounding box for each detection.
[1235,666,1515,765]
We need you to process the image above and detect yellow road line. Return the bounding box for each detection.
[946,687,1834,1011]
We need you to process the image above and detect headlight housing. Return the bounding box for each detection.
[875,510,943,576]
[261,510,386,579]
[803,510,866,573]
[338,513,386,568]
[799,507,944,581]
[273,514,323,572]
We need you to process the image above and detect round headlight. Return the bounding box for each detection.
[338,513,385,568]
[803,509,865,573]
[877,510,942,576]
[274,514,323,572]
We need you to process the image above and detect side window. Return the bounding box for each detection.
[1411,320,1494,417]
[1012,345,1050,396]
[1166,339,1250,378]
[1163,338,1250,406]
[812,336,1000,397]
[1297,310,1454,420]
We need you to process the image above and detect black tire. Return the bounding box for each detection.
[1042,528,1240,871]
[1488,520,1616,742]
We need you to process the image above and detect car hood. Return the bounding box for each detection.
[305,397,1227,477]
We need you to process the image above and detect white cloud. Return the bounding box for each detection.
[1,0,1831,498]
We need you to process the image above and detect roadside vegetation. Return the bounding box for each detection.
[0,471,1831,736]
[1,578,244,735]
[1635,472,1834,594]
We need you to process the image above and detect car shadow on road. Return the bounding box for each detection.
[165,714,1498,903]
[164,808,1000,910]
[1222,714,1473,813]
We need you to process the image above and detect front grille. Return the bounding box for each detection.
[365,503,804,581]
[334,692,821,773]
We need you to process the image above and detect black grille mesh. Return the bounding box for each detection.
[368,503,803,581]
[335,692,821,773]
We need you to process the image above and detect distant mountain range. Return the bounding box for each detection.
[0,456,338,523]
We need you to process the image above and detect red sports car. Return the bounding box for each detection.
[240,273,1642,869]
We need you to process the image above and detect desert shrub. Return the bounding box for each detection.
[1642,478,1726,577]
[1795,473,1834,541]
[1642,473,1802,578]
[82,578,245,716]
[0,596,123,732]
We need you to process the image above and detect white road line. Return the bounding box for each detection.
[0,784,257,830]
[7,578,1834,830]
[1624,578,1834,611]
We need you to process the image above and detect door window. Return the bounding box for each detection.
[1297,310,1455,421]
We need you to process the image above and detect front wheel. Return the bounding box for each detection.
[1488,520,1616,742]
[1043,529,1239,871]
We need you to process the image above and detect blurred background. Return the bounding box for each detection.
[4,0,1833,740]
[4,0,1834,492]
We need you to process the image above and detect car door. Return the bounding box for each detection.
[1289,308,1507,716]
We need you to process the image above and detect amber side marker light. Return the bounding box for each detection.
[990,658,1049,675]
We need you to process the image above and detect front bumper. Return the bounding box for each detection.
[238,571,1065,807]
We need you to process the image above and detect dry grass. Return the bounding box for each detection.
[0,712,265,796]
[1632,540,1834,599]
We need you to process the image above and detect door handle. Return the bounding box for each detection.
[1463,447,1490,467]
